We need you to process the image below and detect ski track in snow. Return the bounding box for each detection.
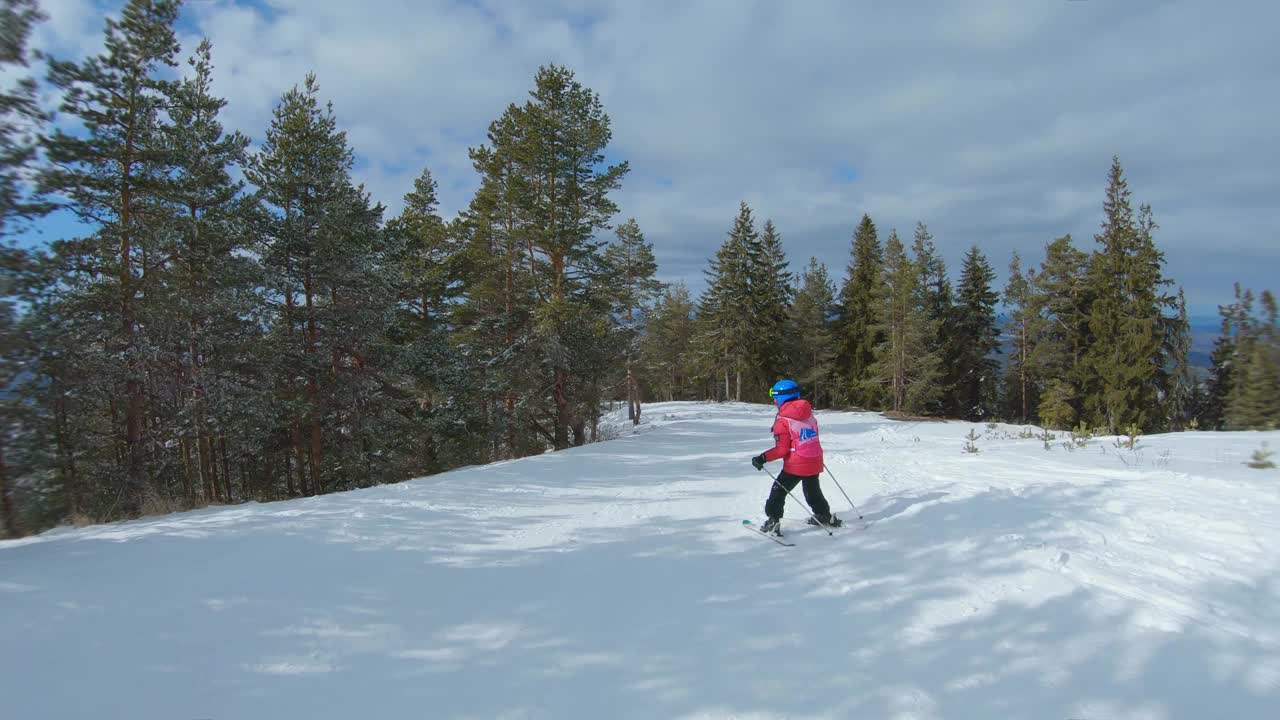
[2,402,1279,719]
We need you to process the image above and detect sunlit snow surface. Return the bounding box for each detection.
[3,402,1278,719]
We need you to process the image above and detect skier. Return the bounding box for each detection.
[751,379,842,536]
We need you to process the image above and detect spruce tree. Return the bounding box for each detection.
[1031,234,1091,426]
[1081,158,1179,432]
[642,283,696,402]
[870,229,939,413]
[750,218,793,392]
[603,218,662,424]
[837,213,884,408]
[1206,285,1251,430]
[910,222,952,414]
[950,246,1000,420]
[1231,338,1280,430]
[702,202,757,401]
[790,258,837,408]
[1162,288,1194,429]
[1223,288,1280,430]
[1003,251,1039,423]
[381,167,466,472]
[38,0,182,512]
[388,167,453,338]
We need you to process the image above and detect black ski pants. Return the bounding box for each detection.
[764,470,832,521]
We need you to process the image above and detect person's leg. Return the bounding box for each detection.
[800,474,832,521]
[764,471,803,519]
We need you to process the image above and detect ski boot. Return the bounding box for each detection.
[760,517,782,536]
[807,514,844,528]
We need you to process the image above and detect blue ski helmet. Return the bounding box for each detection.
[769,379,800,406]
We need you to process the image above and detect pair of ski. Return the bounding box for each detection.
[741,518,858,546]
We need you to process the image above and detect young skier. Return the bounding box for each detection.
[751,379,842,536]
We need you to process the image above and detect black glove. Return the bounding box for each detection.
[751,454,766,470]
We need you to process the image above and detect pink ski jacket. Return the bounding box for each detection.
[762,399,824,476]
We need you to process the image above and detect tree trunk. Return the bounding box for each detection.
[304,268,322,495]
[207,434,220,503]
[53,387,80,516]
[0,441,18,538]
[199,433,214,502]
[1020,319,1029,423]
[553,367,571,450]
[627,364,640,425]
[120,87,146,513]
[220,436,232,503]
[284,446,295,497]
[282,254,308,496]
[180,436,194,502]
[503,202,516,458]
[291,424,307,496]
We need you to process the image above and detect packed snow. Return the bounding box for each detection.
[2,402,1278,719]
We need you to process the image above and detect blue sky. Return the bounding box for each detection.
[20,0,1280,317]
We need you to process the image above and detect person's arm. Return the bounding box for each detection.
[762,418,790,462]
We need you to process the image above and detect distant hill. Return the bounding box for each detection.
[1188,315,1220,370]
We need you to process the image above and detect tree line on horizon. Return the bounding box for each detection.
[0,0,1275,537]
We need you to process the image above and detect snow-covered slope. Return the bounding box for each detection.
[3,402,1278,719]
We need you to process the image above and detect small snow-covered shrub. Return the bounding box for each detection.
[1071,422,1092,448]
[1248,443,1276,470]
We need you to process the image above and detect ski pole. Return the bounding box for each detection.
[763,467,833,537]
[823,464,863,521]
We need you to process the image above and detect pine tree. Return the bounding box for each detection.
[153,38,258,506]
[454,115,541,460]
[0,246,20,535]
[456,64,627,449]
[790,258,837,408]
[245,73,396,494]
[1,0,49,536]
[38,0,183,512]
[518,65,627,446]
[603,218,662,425]
[950,246,1000,420]
[388,167,453,339]
[836,213,884,408]
[1,0,48,235]
[1002,251,1039,423]
[382,166,482,472]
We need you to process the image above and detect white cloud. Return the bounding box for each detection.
[27,0,1280,312]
